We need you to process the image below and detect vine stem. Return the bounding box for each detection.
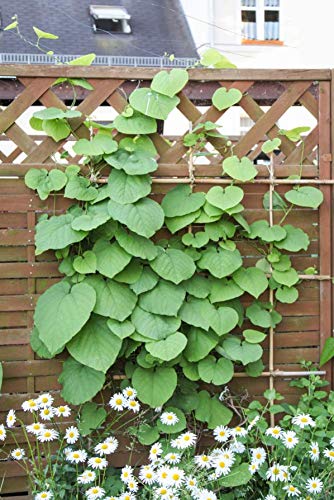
[268,151,275,427]
[187,121,195,234]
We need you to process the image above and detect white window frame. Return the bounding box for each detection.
[241,0,280,41]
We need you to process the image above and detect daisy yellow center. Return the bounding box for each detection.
[172,473,180,480]
[41,397,48,403]
[170,454,175,459]
[312,483,318,489]
[251,465,256,470]
[189,480,195,485]
[69,432,74,437]
[15,452,21,457]
[95,458,102,463]
[161,472,168,478]
[219,431,225,436]
[129,401,136,407]
[41,495,48,499]
[152,448,157,453]
[161,489,167,494]
[124,472,129,477]
[44,431,51,437]
[73,453,80,459]
[167,415,173,420]
[235,427,241,432]
[256,453,262,459]
[127,391,133,396]
[273,468,280,475]
[219,461,226,468]
[146,473,152,478]
[301,417,308,423]
[287,437,293,442]
[44,410,50,415]
[273,429,279,434]
[184,436,190,441]
[329,451,334,457]
[59,407,65,412]
[8,416,14,421]
[28,400,36,407]
[283,472,288,478]
[0,430,4,435]
[124,496,130,500]
[101,444,108,450]
[312,448,317,453]
[289,487,296,492]
[115,398,122,405]
[92,489,99,494]
[202,455,209,461]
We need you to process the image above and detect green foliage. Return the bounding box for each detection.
[212,87,242,110]
[200,48,237,68]
[132,366,177,407]
[59,357,105,405]
[320,338,334,366]
[223,155,257,182]
[24,168,67,200]
[78,402,107,436]
[151,68,189,97]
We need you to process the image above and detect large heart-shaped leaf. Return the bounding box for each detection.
[162,185,206,217]
[212,87,242,110]
[120,135,157,156]
[150,248,196,284]
[200,48,236,69]
[59,357,105,405]
[156,407,187,434]
[320,338,334,366]
[243,329,266,344]
[272,268,299,287]
[195,391,233,428]
[198,247,242,278]
[35,213,88,255]
[64,173,98,202]
[115,226,157,261]
[132,366,177,407]
[25,168,67,200]
[219,464,252,487]
[246,302,282,328]
[146,332,187,361]
[262,138,281,154]
[108,198,164,238]
[107,169,152,204]
[223,155,257,182]
[104,150,158,175]
[93,239,132,278]
[179,297,215,331]
[73,251,97,274]
[114,260,143,284]
[151,68,189,97]
[107,318,135,339]
[73,134,118,156]
[139,280,185,316]
[181,231,209,248]
[198,355,234,385]
[232,267,268,298]
[129,88,180,120]
[206,186,244,211]
[85,275,137,321]
[35,281,96,355]
[67,314,122,373]
[78,402,107,436]
[275,224,309,252]
[222,337,263,365]
[210,278,243,303]
[184,327,218,362]
[132,307,180,340]
[165,210,201,233]
[275,285,299,303]
[71,201,111,231]
[210,306,239,336]
[113,110,157,135]
[285,186,324,208]
[184,275,211,299]
[130,267,159,295]
[42,119,71,142]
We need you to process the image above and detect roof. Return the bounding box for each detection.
[0,0,198,60]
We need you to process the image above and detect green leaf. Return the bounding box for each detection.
[257,224,287,243]
[162,185,205,217]
[146,332,187,361]
[206,185,244,211]
[262,138,281,154]
[113,110,157,135]
[129,88,180,120]
[200,48,236,68]
[59,357,105,405]
[71,201,111,231]
[30,326,63,359]
[85,275,137,321]
[198,355,234,384]
[151,69,189,97]
[119,135,157,156]
[183,275,211,299]
[232,267,268,298]
[25,168,67,199]
[210,306,239,336]
[4,21,18,31]
[222,337,263,365]
[219,464,252,487]
[198,247,242,278]
[320,338,334,366]
[182,231,209,248]
[107,169,152,204]
[279,126,310,142]
[64,172,98,201]
[285,186,324,208]
[210,278,243,303]
[156,407,187,433]
[68,53,96,66]
[132,307,180,340]
[275,224,310,252]
[107,318,135,339]
[78,402,107,436]
[150,248,196,284]
[184,327,218,362]
[104,150,158,175]
[243,329,266,343]
[67,314,122,373]
[223,155,257,182]
[137,424,160,445]
[212,87,242,110]
[276,285,299,303]
[115,226,157,261]
[73,134,118,156]
[114,260,143,284]
[108,198,164,238]
[73,251,97,274]
[179,297,215,331]
[139,280,185,316]
[263,190,288,210]
[42,118,71,142]
[68,78,94,90]
[245,359,265,377]
[246,302,282,328]
[130,267,158,294]
[132,366,177,407]
[195,391,233,428]
[33,26,58,39]
[93,239,132,279]
[165,210,201,233]
[34,281,96,356]
[272,268,299,286]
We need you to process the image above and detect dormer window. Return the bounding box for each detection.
[90,5,132,34]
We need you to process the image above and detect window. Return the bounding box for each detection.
[90,5,132,34]
[241,0,280,42]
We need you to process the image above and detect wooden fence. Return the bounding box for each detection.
[0,66,333,496]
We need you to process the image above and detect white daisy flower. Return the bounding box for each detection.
[309,441,320,461]
[104,435,119,451]
[265,426,281,439]
[119,493,136,500]
[39,407,54,421]
[281,431,299,449]
[249,462,259,475]
[229,440,245,454]
[266,463,284,482]
[185,476,197,490]
[194,454,212,469]
[95,440,117,456]
[121,465,134,483]
[306,477,323,494]
[217,449,235,464]
[213,425,231,443]
[292,413,315,428]
[109,393,126,411]
[139,465,155,484]
[38,429,59,443]
[324,448,334,462]
[65,426,79,444]
[197,489,217,500]
[150,442,163,461]
[213,457,232,476]
[175,431,196,449]
[127,478,139,492]
[66,449,87,464]
[231,426,247,438]
[160,412,179,426]
[155,466,171,485]
[330,437,334,447]
[87,456,108,470]
[264,496,277,500]
[280,465,290,482]
[55,405,71,418]
[26,422,45,435]
[6,409,16,428]
[11,448,25,460]
[251,447,266,465]
[153,487,173,497]
[77,469,96,484]
[0,424,7,441]
[35,492,53,500]
[85,486,105,500]
[122,387,137,400]
[168,467,185,488]
[37,393,54,408]
[126,399,140,413]
[22,398,39,412]
[283,484,301,497]
[164,452,181,465]
[248,415,260,430]
[170,437,182,449]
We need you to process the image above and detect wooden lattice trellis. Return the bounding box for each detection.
[0,66,333,496]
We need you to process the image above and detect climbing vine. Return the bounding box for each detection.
[24,52,324,429]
